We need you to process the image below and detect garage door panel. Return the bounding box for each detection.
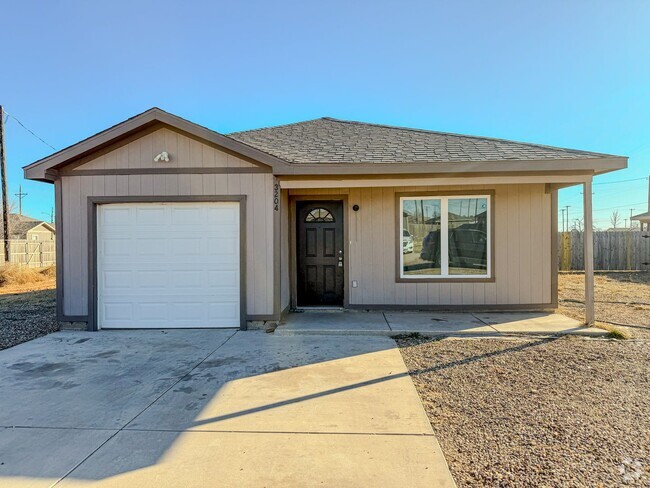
[206,206,237,222]
[135,207,167,225]
[103,238,132,257]
[135,238,166,256]
[170,207,205,225]
[208,302,239,322]
[137,302,170,321]
[103,302,134,322]
[208,270,239,287]
[102,207,132,226]
[102,270,133,290]
[169,238,202,256]
[98,202,240,329]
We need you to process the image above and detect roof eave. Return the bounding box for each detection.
[269,156,628,176]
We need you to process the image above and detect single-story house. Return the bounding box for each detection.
[1,213,55,241]
[631,212,650,231]
[24,108,627,330]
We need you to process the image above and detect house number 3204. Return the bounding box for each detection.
[273,183,280,211]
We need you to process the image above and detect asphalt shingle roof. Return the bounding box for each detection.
[0,214,53,239]
[228,117,614,164]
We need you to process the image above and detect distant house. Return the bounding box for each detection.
[631,211,650,231]
[0,214,56,267]
[0,214,56,241]
[604,227,639,232]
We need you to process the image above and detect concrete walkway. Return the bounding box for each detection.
[277,311,607,337]
[0,330,455,487]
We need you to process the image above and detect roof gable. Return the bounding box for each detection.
[23,108,291,182]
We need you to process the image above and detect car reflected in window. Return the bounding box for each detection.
[402,229,414,254]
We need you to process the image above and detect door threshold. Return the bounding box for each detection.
[294,306,345,312]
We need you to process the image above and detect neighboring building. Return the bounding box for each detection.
[631,178,650,231]
[631,212,650,231]
[24,108,627,330]
[0,213,55,241]
[0,214,56,267]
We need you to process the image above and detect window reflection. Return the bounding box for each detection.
[448,198,488,275]
[402,199,441,276]
[400,196,490,278]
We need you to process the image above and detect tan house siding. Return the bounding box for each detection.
[73,128,261,171]
[59,129,274,319]
[26,228,55,242]
[280,189,291,312]
[288,184,552,307]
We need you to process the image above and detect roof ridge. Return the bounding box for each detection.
[317,117,618,158]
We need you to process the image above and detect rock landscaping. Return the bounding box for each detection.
[0,285,58,351]
[559,272,650,339]
[398,336,650,487]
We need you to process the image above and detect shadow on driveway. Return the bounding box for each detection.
[0,329,458,487]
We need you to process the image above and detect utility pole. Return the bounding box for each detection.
[14,185,27,216]
[630,208,635,229]
[42,207,54,224]
[561,208,565,233]
[564,205,571,232]
[0,106,9,263]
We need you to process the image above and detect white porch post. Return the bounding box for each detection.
[583,178,595,325]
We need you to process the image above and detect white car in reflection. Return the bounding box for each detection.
[402,229,414,254]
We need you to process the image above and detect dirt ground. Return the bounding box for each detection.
[559,272,650,339]
[0,277,58,350]
[398,337,650,487]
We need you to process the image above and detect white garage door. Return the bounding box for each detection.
[97,202,240,329]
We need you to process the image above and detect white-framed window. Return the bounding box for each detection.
[399,195,491,279]
[31,235,38,241]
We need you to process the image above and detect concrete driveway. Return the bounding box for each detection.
[0,330,455,487]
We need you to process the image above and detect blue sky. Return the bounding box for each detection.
[1,0,649,228]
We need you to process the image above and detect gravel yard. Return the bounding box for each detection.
[559,272,650,339]
[398,336,650,487]
[0,280,58,350]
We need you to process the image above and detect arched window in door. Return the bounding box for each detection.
[305,208,335,222]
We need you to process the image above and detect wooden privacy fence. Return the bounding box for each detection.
[0,240,56,268]
[559,231,650,271]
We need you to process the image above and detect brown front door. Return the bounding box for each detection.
[296,201,344,306]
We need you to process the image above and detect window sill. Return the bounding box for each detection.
[396,276,495,284]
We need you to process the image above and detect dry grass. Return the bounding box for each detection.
[0,265,56,295]
[594,322,632,340]
[559,272,650,339]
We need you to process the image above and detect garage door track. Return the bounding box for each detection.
[0,330,455,487]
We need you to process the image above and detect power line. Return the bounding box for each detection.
[592,201,646,213]
[593,176,649,186]
[3,110,56,150]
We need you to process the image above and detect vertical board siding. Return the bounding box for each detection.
[60,131,274,318]
[290,183,551,307]
[75,128,259,171]
[280,190,290,310]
